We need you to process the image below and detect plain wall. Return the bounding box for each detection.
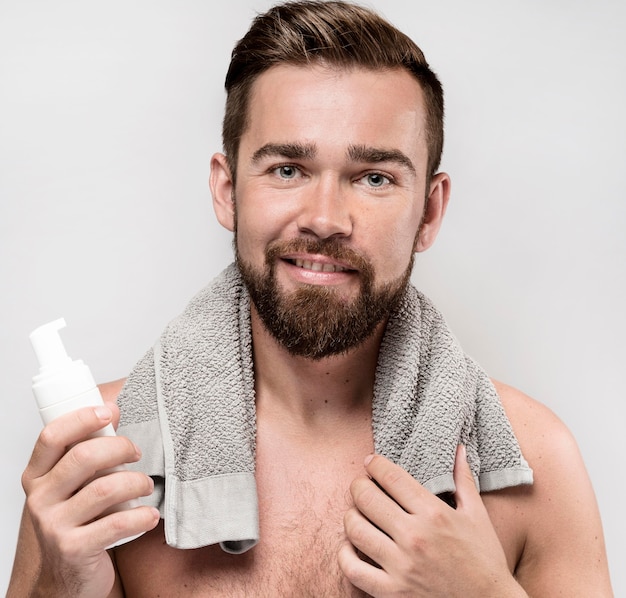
[1,0,624,593]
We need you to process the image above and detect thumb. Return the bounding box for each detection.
[453,444,480,509]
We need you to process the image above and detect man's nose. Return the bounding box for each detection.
[295,176,353,240]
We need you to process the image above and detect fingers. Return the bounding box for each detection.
[338,539,390,597]
[91,505,161,550]
[105,401,121,431]
[52,468,151,525]
[18,393,159,586]
[344,458,419,587]
[364,449,480,515]
[22,403,154,548]
[347,474,410,544]
[40,434,141,505]
[26,453,159,554]
[363,454,434,515]
[58,474,158,551]
[24,406,116,481]
[452,445,481,510]
[342,450,504,596]
[25,459,160,557]
[343,499,398,561]
[347,452,470,560]
[36,500,160,558]
[25,436,150,528]
[99,378,127,430]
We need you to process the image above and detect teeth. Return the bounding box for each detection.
[294,259,347,273]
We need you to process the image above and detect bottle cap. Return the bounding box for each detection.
[30,318,71,373]
[30,318,97,409]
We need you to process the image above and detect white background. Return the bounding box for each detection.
[1,0,624,593]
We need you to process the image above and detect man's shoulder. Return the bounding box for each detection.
[488,385,611,593]
[491,379,568,433]
[99,378,127,403]
[491,378,581,476]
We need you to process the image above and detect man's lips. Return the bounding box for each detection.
[282,255,357,274]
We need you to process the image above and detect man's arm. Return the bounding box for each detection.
[7,380,158,598]
[492,380,613,596]
[8,506,43,597]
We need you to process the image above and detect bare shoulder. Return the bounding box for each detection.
[491,379,575,458]
[490,379,613,595]
[491,378,590,515]
[99,378,127,403]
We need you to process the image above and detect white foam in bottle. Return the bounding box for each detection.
[29,318,144,548]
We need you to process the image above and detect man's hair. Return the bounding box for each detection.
[222,0,444,183]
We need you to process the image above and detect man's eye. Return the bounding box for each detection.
[273,165,299,179]
[362,173,391,187]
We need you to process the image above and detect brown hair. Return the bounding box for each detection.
[222,0,444,182]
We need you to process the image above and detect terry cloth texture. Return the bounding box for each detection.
[117,263,533,553]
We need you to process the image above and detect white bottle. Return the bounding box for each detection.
[30,317,144,547]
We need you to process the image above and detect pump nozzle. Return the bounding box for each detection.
[29,317,71,372]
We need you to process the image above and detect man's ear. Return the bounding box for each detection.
[210,152,236,232]
[414,172,451,253]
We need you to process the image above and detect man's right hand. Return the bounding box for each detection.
[18,403,159,597]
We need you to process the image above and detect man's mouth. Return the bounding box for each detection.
[290,258,351,273]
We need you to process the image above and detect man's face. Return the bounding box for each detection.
[215,64,439,358]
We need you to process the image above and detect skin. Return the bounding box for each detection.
[8,65,613,597]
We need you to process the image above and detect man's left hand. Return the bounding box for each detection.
[338,445,525,597]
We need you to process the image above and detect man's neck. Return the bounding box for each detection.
[250,306,384,428]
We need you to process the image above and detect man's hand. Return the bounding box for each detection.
[338,445,526,597]
[20,402,159,597]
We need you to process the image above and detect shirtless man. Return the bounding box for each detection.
[9,1,612,596]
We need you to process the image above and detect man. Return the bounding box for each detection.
[9,1,612,596]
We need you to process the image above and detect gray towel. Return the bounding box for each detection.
[117,263,533,553]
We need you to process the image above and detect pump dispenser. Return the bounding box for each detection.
[29,318,144,547]
[31,318,116,426]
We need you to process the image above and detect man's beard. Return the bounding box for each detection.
[236,236,414,360]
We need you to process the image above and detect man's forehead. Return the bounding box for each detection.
[239,63,429,174]
[245,64,427,132]
[248,63,425,107]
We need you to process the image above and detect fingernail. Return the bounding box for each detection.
[94,406,112,420]
[364,454,374,467]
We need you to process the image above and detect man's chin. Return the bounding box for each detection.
[252,288,384,359]
[236,248,412,360]
[279,282,360,308]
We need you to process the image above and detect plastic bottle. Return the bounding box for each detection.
[29,317,144,547]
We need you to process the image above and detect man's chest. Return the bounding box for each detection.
[114,418,526,595]
[115,455,372,596]
[115,419,374,596]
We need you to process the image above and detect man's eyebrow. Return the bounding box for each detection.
[347,144,416,174]
[251,142,317,163]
